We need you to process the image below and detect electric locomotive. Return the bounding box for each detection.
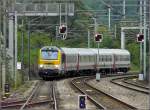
[38,46,61,78]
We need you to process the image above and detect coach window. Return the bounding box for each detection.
[119,56,121,61]
[110,56,112,61]
[102,55,104,62]
[108,55,110,62]
[70,56,72,62]
[89,56,90,62]
[79,56,81,62]
[85,56,87,62]
[122,56,124,61]
[86,56,88,62]
[68,55,71,63]
[73,56,76,63]
[105,55,107,62]
[99,56,101,62]
[108,56,110,62]
[104,55,106,62]
[89,56,91,62]
[84,56,86,62]
[107,55,109,62]
[71,56,73,62]
[118,56,120,61]
[115,56,118,61]
[88,56,89,62]
[69,56,71,63]
[120,56,122,61]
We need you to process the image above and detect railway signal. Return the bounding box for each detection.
[59,25,67,34]
[4,83,10,98]
[78,95,86,109]
[137,34,144,42]
[94,34,103,42]
[4,83,10,93]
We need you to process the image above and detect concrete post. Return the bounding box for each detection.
[139,0,143,76]
[59,3,62,26]
[2,0,6,95]
[28,22,31,81]
[121,29,125,49]
[65,3,68,39]
[143,0,147,80]
[114,24,117,39]
[8,14,14,79]
[123,0,126,19]
[14,11,18,88]
[88,29,90,48]
[108,7,111,31]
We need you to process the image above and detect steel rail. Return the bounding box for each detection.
[71,75,137,110]
[2,100,52,109]
[19,81,40,110]
[84,77,137,110]
[2,100,26,106]
[71,76,106,110]
[110,76,149,94]
[52,81,57,110]
[123,79,149,89]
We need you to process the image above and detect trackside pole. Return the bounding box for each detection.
[96,43,100,81]
[95,34,103,81]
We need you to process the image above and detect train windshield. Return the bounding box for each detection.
[41,50,58,60]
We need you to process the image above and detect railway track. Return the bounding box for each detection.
[110,75,149,94]
[71,76,137,110]
[2,81,58,110]
[123,78,149,89]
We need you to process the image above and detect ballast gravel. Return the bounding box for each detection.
[88,77,149,110]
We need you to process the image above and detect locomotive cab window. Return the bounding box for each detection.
[41,49,58,60]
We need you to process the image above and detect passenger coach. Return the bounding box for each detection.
[38,46,130,79]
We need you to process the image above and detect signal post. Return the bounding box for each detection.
[95,34,103,81]
[137,33,144,80]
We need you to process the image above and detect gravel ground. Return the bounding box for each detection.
[88,77,149,110]
[56,78,98,110]
[3,80,38,102]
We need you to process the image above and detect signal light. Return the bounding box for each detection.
[59,25,67,34]
[5,83,10,93]
[94,34,103,42]
[137,34,144,42]
[78,95,86,109]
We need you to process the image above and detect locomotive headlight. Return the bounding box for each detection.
[54,65,59,68]
[39,64,43,68]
